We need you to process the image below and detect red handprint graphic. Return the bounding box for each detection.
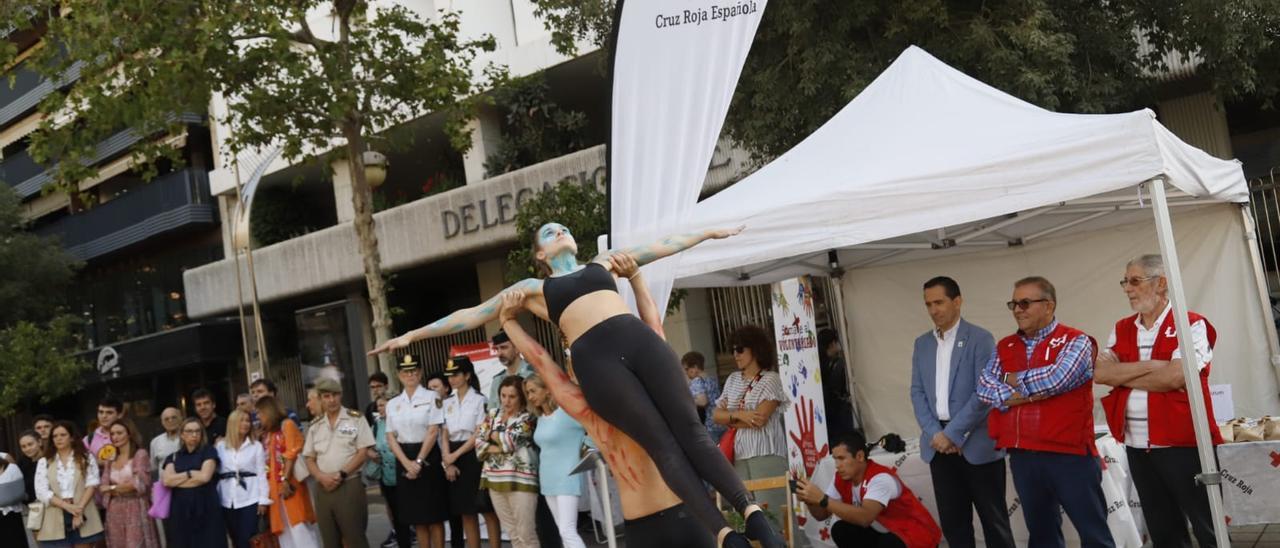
[789,396,830,477]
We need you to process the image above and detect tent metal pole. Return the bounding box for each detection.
[828,272,863,430]
[1148,176,1231,548]
[1239,204,1280,380]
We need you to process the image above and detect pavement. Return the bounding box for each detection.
[366,487,1280,548]
[365,488,613,548]
[1231,523,1280,548]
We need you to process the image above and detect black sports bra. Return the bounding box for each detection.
[543,262,618,325]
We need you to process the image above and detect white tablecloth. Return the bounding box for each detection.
[1218,440,1280,525]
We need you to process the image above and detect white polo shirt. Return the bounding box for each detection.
[386,385,444,444]
[443,389,487,443]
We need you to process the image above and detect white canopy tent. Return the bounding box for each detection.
[657,46,1280,546]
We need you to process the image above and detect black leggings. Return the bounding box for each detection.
[625,504,716,548]
[571,314,751,532]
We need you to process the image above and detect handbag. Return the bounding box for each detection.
[25,501,43,530]
[720,373,764,463]
[0,471,24,507]
[250,516,280,548]
[718,428,738,462]
[293,457,310,482]
[148,479,171,519]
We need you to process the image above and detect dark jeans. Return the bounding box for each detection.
[1126,446,1217,547]
[928,453,1015,548]
[1009,450,1115,548]
[222,505,258,548]
[831,521,906,548]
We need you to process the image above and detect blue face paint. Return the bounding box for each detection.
[536,223,580,275]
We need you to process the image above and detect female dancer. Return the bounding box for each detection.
[370,226,781,548]
[497,254,714,547]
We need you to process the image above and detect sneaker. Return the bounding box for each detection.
[380,531,397,548]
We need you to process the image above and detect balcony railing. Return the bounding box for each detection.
[0,47,82,130]
[0,113,202,199]
[35,166,217,261]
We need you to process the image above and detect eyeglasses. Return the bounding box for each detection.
[1119,276,1154,288]
[732,345,746,354]
[1006,299,1050,311]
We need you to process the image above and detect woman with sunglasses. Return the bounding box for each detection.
[712,325,789,521]
[370,225,783,548]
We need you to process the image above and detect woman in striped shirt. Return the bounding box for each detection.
[713,325,790,518]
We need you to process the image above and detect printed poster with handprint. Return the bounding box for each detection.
[771,275,836,546]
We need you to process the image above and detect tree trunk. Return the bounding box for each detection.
[341,121,397,384]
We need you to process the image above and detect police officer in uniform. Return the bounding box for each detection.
[303,377,376,548]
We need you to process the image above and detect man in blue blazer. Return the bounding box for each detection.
[910,276,1015,548]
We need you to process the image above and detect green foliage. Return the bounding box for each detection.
[506,180,607,285]
[0,184,86,413]
[0,315,88,415]
[0,185,80,326]
[483,73,590,178]
[250,186,331,247]
[533,0,1280,160]
[0,0,500,193]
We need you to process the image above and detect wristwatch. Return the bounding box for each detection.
[415,457,425,466]
[339,470,349,481]
[819,495,830,509]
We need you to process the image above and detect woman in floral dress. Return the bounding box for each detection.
[99,420,160,548]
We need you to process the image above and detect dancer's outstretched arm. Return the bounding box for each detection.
[598,225,744,268]
[368,277,544,356]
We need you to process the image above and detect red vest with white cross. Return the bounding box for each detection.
[834,460,941,548]
[1100,310,1222,447]
[987,323,1099,456]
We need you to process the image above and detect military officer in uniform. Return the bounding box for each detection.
[303,377,376,548]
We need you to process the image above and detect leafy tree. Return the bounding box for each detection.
[484,73,591,177]
[534,0,1280,160]
[0,184,85,414]
[1,1,500,378]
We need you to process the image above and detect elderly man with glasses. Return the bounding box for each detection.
[1095,254,1221,547]
[976,276,1115,548]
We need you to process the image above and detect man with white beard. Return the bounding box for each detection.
[1095,254,1222,547]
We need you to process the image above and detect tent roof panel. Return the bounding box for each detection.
[667,46,1247,286]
